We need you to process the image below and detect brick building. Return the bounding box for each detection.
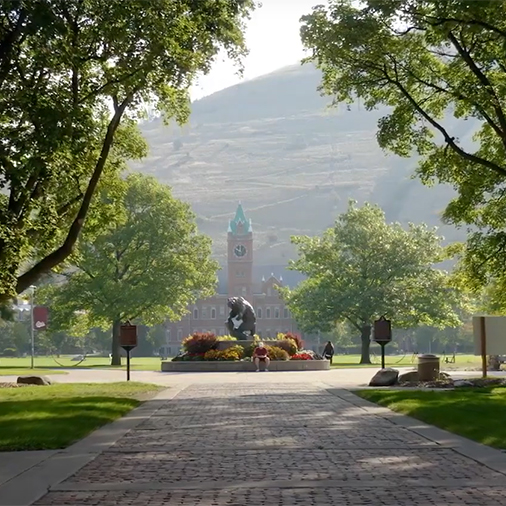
[163,204,301,355]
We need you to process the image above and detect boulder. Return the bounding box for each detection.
[398,371,419,383]
[369,368,399,387]
[17,375,51,386]
[454,380,474,388]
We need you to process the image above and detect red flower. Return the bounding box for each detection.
[291,352,313,361]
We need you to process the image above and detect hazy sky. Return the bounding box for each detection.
[190,0,321,100]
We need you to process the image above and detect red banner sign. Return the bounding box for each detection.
[33,306,49,330]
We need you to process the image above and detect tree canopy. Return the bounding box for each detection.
[281,202,461,363]
[41,173,218,364]
[0,0,255,301]
[300,1,506,273]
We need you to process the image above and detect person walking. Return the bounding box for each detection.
[323,341,335,364]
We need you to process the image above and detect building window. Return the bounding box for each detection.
[267,287,272,296]
[284,307,289,319]
[202,306,208,318]
[219,305,225,316]
[257,307,262,319]
[266,307,271,319]
[236,270,245,277]
[177,328,183,341]
[193,328,199,334]
[274,307,280,319]
[193,308,199,319]
[211,329,216,335]
[241,286,247,296]
[211,307,216,319]
[266,329,272,337]
[165,329,171,342]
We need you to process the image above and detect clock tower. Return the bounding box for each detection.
[227,203,254,297]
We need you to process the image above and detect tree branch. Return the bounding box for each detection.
[15,94,134,293]
[447,31,506,151]
[387,64,506,177]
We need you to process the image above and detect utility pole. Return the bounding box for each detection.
[30,285,36,369]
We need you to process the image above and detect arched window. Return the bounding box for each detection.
[257,307,262,319]
[266,307,271,319]
[274,307,280,319]
[177,328,183,340]
[284,308,289,319]
[193,308,199,319]
[211,308,216,319]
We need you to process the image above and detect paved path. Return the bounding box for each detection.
[2,380,503,505]
[4,366,501,389]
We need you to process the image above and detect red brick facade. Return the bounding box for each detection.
[163,204,300,355]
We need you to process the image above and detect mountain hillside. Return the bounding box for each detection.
[133,63,471,265]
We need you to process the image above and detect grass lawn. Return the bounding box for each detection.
[0,356,166,372]
[357,387,506,449]
[0,382,163,451]
[0,368,68,376]
[330,353,482,369]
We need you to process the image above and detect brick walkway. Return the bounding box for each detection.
[34,383,506,505]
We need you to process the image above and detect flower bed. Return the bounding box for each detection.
[173,331,322,365]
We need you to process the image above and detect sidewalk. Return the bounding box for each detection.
[1,379,506,505]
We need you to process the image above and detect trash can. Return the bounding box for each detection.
[417,354,440,381]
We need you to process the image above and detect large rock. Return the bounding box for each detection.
[454,380,474,388]
[369,368,399,387]
[398,371,419,383]
[17,375,51,386]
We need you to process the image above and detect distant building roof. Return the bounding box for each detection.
[228,202,252,236]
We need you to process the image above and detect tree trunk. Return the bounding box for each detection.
[360,325,372,364]
[111,319,122,366]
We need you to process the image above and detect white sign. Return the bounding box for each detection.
[473,316,506,355]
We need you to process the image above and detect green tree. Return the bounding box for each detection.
[0,0,255,300]
[300,1,506,275]
[147,324,167,353]
[281,202,460,363]
[41,174,218,365]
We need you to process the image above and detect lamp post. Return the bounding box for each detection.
[30,285,36,369]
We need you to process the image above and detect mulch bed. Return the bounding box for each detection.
[398,377,506,389]
[0,382,31,388]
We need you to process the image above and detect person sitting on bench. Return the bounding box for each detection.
[253,342,270,372]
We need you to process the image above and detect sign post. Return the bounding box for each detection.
[120,323,138,381]
[373,316,392,369]
[480,316,487,379]
[30,299,48,370]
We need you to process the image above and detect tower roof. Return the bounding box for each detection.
[228,202,252,236]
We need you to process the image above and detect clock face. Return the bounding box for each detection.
[234,244,247,258]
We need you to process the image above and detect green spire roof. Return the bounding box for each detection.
[228,202,252,236]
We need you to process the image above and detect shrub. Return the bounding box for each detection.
[2,348,17,357]
[182,332,217,354]
[216,335,237,341]
[276,339,297,356]
[204,345,243,361]
[265,345,289,361]
[243,343,255,358]
[278,332,304,350]
[291,352,313,361]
